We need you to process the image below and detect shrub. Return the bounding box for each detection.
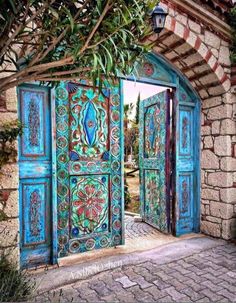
[0,254,35,302]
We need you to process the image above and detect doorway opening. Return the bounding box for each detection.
[122,79,174,240]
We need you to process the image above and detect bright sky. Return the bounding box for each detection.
[122,80,168,120]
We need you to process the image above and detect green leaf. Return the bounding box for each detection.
[101,44,113,73]
[62,6,75,33]
[49,7,59,20]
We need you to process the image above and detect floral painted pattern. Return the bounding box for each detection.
[70,175,109,238]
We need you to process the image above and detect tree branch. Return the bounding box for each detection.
[78,0,113,55]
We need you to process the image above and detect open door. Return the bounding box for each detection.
[18,85,52,268]
[139,90,171,233]
[55,81,123,257]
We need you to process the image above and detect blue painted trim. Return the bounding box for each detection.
[121,75,177,89]
[151,52,201,100]
[120,79,125,245]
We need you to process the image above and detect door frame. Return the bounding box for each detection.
[120,52,201,236]
[18,51,200,267]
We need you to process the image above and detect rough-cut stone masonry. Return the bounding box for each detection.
[0,0,235,266]
[0,77,19,263]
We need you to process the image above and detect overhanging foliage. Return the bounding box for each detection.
[0,0,158,92]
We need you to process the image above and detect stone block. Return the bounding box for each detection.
[201,113,205,126]
[222,92,236,104]
[186,31,197,48]
[0,218,19,247]
[205,216,222,224]
[188,19,201,33]
[214,136,231,156]
[198,43,208,60]
[176,13,188,26]
[2,190,18,217]
[210,201,234,219]
[219,46,231,66]
[221,157,236,171]
[201,204,205,215]
[220,188,236,203]
[212,121,220,135]
[205,205,210,215]
[207,104,232,120]
[0,112,18,124]
[0,164,19,189]
[205,31,221,49]
[211,49,219,58]
[201,126,211,136]
[204,136,213,149]
[5,87,17,112]
[222,218,236,240]
[209,85,227,96]
[202,96,222,109]
[220,119,236,135]
[201,220,221,237]
[199,89,209,99]
[0,246,20,267]
[207,172,233,187]
[201,188,219,201]
[201,150,219,169]
[199,74,218,86]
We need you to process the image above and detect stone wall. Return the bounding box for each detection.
[0,1,235,270]
[0,84,20,264]
[154,0,236,240]
[201,92,236,239]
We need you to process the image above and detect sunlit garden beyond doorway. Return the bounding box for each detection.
[122,80,171,218]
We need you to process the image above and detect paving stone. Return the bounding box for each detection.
[201,280,223,292]
[181,287,206,302]
[129,285,156,302]
[153,278,171,290]
[32,240,236,303]
[167,278,188,291]
[164,286,189,301]
[217,289,236,301]
[144,286,167,300]
[100,293,119,302]
[195,297,210,302]
[115,275,137,288]
[131,276,153,289]
[200,288,225,302]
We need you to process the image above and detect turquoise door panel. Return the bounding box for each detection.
[175,84,200,235]
[18,85,52,268]
[55,82,123,257]
[139,90,170,232]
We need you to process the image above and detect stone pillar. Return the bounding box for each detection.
[201,92,236,239]
[0,85,20,264]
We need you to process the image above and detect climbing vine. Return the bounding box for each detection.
[229,7,236,64]
[0,120,22,170]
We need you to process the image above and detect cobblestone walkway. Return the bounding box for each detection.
[34,242,236,302]
[125,215,161,239]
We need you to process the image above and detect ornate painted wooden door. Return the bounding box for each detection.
[174,85,200,235]
[55,82,123,257]
[18,85,52,268]
[139,90,170,232]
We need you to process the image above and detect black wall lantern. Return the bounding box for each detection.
[151,4,168,34]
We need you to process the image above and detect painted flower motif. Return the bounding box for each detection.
[74,184,105,220]
[143,63,154,76]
